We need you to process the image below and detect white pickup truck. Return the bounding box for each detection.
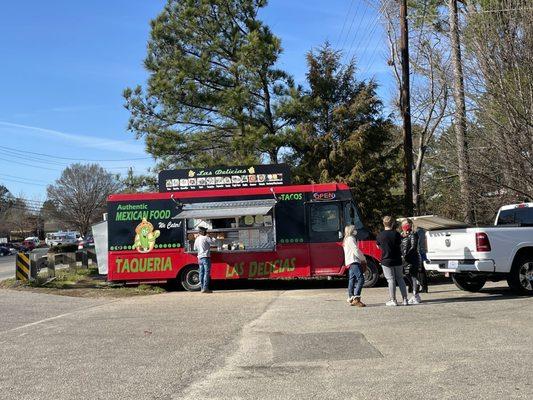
[419,203,533,295]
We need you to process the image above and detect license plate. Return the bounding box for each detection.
[448,260,459,269]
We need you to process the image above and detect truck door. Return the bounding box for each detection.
[307,201,344,275]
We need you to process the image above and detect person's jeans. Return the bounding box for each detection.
[198,257,211,291]
[348,262,365,298]
[382,265,408,301]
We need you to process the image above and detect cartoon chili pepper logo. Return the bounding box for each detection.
[133,218,160,253]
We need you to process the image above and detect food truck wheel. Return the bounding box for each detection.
[180,265,201,291]
[362,258,380,288]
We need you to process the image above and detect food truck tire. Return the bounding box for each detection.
[180,264,202,291]
[363,258,380,288]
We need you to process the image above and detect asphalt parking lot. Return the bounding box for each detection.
[0,281,531,400]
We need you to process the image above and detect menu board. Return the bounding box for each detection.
[158,164,292,192]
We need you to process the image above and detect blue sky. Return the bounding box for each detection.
[0,0,393,203]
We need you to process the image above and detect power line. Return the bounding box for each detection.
[0,150,135,169]
[339,1,363,51]
[0,177,47,187]
[336,0,356,47]
[0,156,61,171]
[343,1,371,64]
[0,144,152,162]
[2,174,47,184]
[0,154,134,171]
[355,3,385,77]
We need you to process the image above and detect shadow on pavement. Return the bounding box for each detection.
[421,287,527,304]
[208,275,453,292]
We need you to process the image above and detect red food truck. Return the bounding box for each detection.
[106,165,381,290]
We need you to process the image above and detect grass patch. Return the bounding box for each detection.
[0,267,167,298]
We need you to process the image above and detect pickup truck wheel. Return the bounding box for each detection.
[507,256,533,295]
[363,259,380,288]
[180,265,201,291]
[452,274,486,292]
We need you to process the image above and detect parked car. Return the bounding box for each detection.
[21,240,37,251]
[0,246,12,256]
[423,203,533,295]
[8,243,29,252]
[24,236,40,246]
[77,234,95,250]
[0,244,17,254]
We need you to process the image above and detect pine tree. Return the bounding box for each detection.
[124,0,295,168]
[285,44,403,230]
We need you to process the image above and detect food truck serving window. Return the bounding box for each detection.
[176,199,275,219]
[178,199,276,252]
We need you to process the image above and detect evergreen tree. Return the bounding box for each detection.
[285,44,403,230]
[124,0,295,168]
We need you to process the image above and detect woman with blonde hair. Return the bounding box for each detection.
[343,225,367,307]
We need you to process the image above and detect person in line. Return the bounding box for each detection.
[401,218,423,304]
[343,225,367,307]
[376,216,409,306]
[193,226,217,293]
[416,226,429,293]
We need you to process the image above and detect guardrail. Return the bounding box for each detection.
[15,249,97,280]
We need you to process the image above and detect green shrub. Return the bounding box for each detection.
[48,244,79,253]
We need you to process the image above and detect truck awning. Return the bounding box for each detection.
[405,215,471,230]
[175,199,276,219]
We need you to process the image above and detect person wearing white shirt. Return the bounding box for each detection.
[343,225,367,307]
[193,226,217,293]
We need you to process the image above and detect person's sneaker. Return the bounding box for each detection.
[347,296,355,305]
[202,289,213,294]
[352,298,366,307]
[385,300,398,306]
[408,296,421,304]
[402,298,409,306]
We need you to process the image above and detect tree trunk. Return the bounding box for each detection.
[400,0,414,217]
[448,0,475,224]
[413,145,426,215]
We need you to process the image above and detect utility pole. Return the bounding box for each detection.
[448,0,474,224]
[400,0,414,217]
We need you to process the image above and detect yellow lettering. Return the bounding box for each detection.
[272,260,280,274]
[249,261,258,277]
[289,257,296,271]
[122,259,130,273]
[236,262,244,276]
[139,258,146,272]
[116,258,123,273]
[130,258,138,273]
[225,264,232,278]
[154,258,161,271]
[147,258,153,272]
[258,262,265,276]
[163,257,172,271]
[265,262,272,275]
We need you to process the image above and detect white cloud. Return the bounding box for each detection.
[0,120,146,156]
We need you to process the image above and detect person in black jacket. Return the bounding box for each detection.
[400,218,426,304]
